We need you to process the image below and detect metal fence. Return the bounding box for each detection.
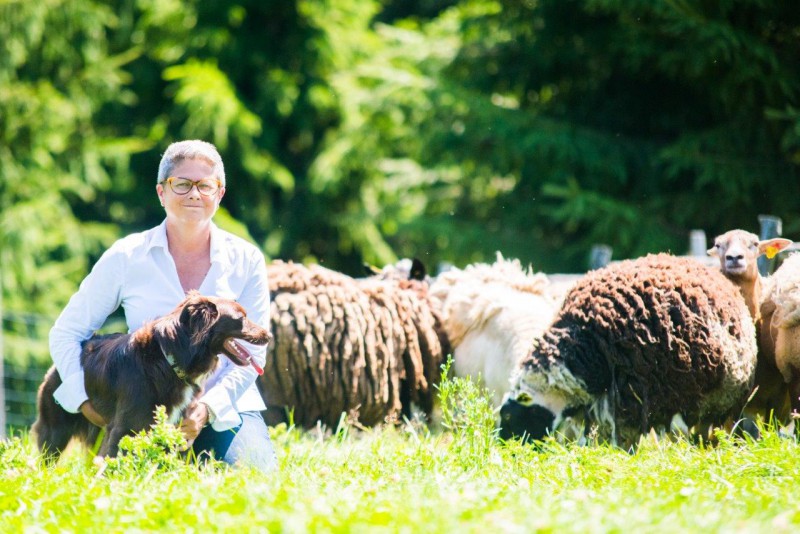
[1,304,52,437]
[1,305,126,437]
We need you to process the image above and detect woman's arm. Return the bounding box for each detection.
[48,247,125,413]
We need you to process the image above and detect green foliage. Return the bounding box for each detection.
[436,358,497,462]
[0,0,143,364]
[0,436,31,472]
[421,0,800,268]
[103,406,202,477]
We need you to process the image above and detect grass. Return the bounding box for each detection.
[2,373,800,533]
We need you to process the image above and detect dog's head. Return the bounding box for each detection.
[159,291,272,378]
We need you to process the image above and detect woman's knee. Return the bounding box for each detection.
[222,411,278,472]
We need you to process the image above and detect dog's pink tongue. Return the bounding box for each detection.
[226,338,265,375]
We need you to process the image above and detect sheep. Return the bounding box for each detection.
[707,229,791,322]
[364,257,427,282]
[429,254,564,407]
[707,229,792,424]
[499,253,758,448]
[259,260,449,429]
[759,252,800,426]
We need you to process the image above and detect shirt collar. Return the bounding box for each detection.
[146,219,228,267]
[209,221,228,267]
[146,219,170,253]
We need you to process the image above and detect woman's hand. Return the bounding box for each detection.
[179,402,209,449]
[79,400,108,427]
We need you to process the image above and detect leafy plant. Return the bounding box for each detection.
[102,406,216,477]
[435,358,497,462]
[0,436,31,472]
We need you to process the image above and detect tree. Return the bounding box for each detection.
[0,0,142,364]
[377,0,800,271]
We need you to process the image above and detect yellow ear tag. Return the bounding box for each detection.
[766,246,779,259]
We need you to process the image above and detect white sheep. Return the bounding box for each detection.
[429,254,564,407]
[707,229,792,422]
[759,252,800,426]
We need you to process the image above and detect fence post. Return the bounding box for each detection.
[0,264,5,439]
[589,244,613,270]
[758,215,783,276]
[689,229,707,258]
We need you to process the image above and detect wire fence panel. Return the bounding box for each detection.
[4,361,48,433]
[1,307,131,436]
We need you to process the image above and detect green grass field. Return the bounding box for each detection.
[2,374,799,533]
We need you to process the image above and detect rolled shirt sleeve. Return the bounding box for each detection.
[49,248,124,413]
[199,249,270,431]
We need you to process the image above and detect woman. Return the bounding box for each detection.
[48,139,276,471]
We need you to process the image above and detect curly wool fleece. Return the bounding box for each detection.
[261,260,449,429]
[507,253,757,446]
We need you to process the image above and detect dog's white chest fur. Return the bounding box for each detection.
[168,385,198,425]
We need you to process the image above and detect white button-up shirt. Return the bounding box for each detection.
[49,220,269,431]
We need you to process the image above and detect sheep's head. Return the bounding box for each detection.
[498,389,582,443]
[363,258,427,282]
[498,394,555,442]
[708,229,791,279]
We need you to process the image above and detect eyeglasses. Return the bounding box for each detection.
[162,176,222,196]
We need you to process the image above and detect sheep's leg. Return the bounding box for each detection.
[670,413,690,438]
[788,378,800,435]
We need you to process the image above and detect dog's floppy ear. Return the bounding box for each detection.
[180,295,219,328]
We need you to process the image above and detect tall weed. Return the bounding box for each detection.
[103,406,219,477]
[435,358,497,463]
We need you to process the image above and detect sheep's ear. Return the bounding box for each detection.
[409,258,427,281]
[516,392,534,406]
[707,244,719,257]
[363,263,381,276]
[759,238,793,259]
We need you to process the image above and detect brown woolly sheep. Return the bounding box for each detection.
[259,260,448,429]
[707,229,792,424]
[499,254,758,448]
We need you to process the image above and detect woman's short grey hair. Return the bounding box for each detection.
[156,139,226,186]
